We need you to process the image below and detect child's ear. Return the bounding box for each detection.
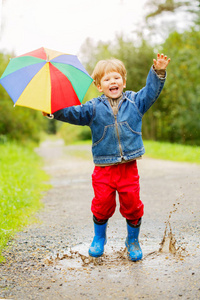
[123,80,126,88]
[97,84,103,92]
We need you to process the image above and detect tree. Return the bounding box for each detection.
[151,29,200,145]
[138,0,200,45]
[80,35,154,91]
[145,0,199,20]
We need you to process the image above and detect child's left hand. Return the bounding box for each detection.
[153,53,171,70]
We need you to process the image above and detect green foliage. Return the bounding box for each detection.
[154,29,200,145]
[115,37,155,91]
[0,142,50,262]
[0,99,48,143]
[144,140,200,164]
[81,35,154,91]
[58,122,91,144]
[141,2,200,145]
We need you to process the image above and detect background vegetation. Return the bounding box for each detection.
[0,142,50,262]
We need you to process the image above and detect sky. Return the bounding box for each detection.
[0,0,149,57]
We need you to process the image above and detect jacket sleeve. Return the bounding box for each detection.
[134,66,166,116]
[53,99,95,126]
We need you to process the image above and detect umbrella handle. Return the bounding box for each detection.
[47,114,54,119]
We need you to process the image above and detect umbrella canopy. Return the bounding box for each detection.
[0,47,93,114]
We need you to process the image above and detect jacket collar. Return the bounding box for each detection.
[98,92,126,102]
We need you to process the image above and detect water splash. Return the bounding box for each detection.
[43,196,187,269]
[159,196,186,255]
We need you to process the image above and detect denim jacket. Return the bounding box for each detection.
[53,66,166,165]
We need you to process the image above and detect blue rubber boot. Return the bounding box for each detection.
[125,219,143,262]
[88,218,108,257]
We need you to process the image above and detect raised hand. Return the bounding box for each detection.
[153,53,171,70]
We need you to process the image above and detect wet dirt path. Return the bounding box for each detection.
[0,139,200,299]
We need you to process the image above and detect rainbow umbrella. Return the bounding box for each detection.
[0,47,93,114]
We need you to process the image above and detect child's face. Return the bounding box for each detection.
[97,72,126,99]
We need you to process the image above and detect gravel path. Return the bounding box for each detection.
[0,139,200,300]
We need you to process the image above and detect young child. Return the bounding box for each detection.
[43,53,170,261]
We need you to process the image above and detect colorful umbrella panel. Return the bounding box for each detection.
[0,47,93,114]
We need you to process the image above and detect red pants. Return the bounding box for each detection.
[91,160,144,222]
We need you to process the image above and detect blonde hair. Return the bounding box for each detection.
[91,58,127,86]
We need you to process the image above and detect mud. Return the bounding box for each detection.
[0,139,200,299]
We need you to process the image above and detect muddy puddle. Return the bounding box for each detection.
[44,239,187,271]
[44,201,188,271]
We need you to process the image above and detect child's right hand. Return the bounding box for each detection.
[42,112,48,116]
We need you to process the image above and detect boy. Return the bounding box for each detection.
[43,53,170,261]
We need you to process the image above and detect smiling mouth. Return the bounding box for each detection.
[110,87,118,91]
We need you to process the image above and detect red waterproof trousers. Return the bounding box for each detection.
[91,160,144,222]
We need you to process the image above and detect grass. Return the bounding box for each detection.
[143,140,200,164]
[69,139,200,164]
[0,142,50,262]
